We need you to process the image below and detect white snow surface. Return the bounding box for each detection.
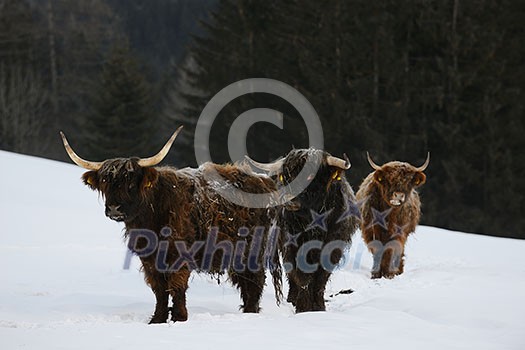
[0,150,524,349]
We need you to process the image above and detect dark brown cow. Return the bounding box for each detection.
[61,127,282,323]
[356,153,429,279]
[248,149,359,313]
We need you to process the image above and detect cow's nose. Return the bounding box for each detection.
[105,204,122,217]
[393,192,406,202]
[389,192,406,206]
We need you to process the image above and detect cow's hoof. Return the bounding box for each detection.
[383,272,398,280]
[171,308,188,322]
[241,305,261,313]
[371,271,382,279]
[149,316,168,324]
[294,303,313,313]
[171,315,188,322]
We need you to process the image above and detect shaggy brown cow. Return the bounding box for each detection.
[60,127,282,323]
[248,149,359,313]
[356,153,429,279]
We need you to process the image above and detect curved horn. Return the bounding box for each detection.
[60,131,103,171]
[245,156,284,173]
[327,154,351,170]
[136,125,183,167]
[367,152,382,170]
[416,152,430,172]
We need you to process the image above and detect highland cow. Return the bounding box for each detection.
[356,152,429,279]
[61,126,282,323]
[248,149,359,313]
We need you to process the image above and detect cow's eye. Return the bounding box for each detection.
[129,182,136,189]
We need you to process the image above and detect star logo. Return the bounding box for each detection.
[391,223,408,238]
[306,209,333,232]
[337,195,366,223]
[368,207,391,230]
[284,231,301,247]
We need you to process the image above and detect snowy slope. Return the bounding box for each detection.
[0,150,524,350]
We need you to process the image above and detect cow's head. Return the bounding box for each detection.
[247,149,351,211]
[366,152,429,207]
[60,126,182,222]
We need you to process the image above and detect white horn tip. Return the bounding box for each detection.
[343,153,351,169]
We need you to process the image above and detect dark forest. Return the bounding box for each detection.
[1,0,524,238]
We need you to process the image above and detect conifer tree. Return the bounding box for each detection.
[84,44,156,160]
[0,0,50,154]
[175,0,305,166]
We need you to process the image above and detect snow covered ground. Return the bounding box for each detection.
[1,150,524,349]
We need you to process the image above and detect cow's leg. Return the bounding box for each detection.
[286,275,299,306]
[150,285,170,324]
[392,248,405,276]
[290,271,313,313]
[379,248,395,278]
[293,285,312,313]
[382,239,405,278]
[309,244,343,310]
[396,253,405,275]
[311,269,331,311]
[142,264,170,324]
[370,249,383,279]
[365,227,385,279]
[168,268,190,322]
[230,270,266,313]
[283,245,298,305]
[293,270,330,313]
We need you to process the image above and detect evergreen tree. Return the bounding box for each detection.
[84,44,157,160]
[174,0,313,166]
[0,0,50,154]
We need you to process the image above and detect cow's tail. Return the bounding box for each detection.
[270,256,283,305]
[268,227,283,305]
[266,216,283,305]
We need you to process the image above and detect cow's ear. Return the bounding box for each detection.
[141,168,159,192]
[373,170,384,184]
[413,172,426,187]
[82,171,99,190]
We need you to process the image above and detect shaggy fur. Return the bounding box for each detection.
[81,159,282,323]
[274,149,359,313]
[356,160,427,279]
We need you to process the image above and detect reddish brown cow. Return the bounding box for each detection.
[61,127,282,323]
[356,153,429,279]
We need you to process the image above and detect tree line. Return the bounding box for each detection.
[1,0,524,238]
[0,0,211,159]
